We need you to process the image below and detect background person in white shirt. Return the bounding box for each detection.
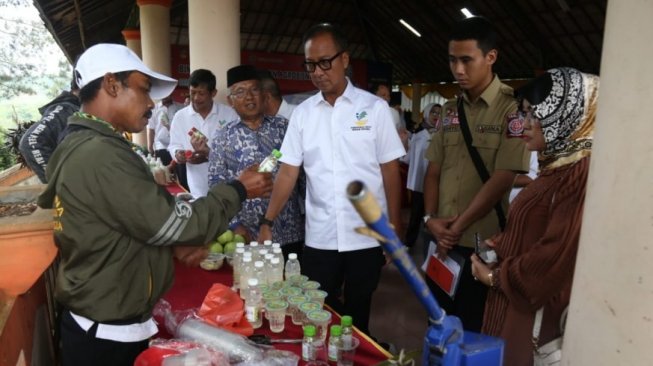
[147,95,181,165]
[168,69,238,198]
[258,69,297,120]
[405,103,441,247]
[259,23,405,336]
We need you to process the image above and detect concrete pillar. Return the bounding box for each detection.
[136,0,173,147]
[411,82,422,124]
[563,0,653,364]
[187,0,240,103]
[121,29,141,58]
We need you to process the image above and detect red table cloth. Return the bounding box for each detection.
[157,262,392,365]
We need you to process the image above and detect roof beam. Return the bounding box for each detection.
[73,0,86,50]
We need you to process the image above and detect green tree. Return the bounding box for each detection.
[0,0,71,99]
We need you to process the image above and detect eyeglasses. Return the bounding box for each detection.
[302,51,343,73]
[230,86,261,100]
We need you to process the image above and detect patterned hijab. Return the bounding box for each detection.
[518,67,600,170]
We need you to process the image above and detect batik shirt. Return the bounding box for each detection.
[208,115,304,244]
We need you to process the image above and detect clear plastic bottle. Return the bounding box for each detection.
[341,315,353,348]
[328,325,343,362]
[258,149,282,173]
[244,278,262,329]
[272,247,283,263]
[239,256,254,299]
[250,242,260,262]
[253,261,266,286]
[302,324,317,361]
[263,240,273,246]
[264,254,274,283]
[232,247,246,289]
[269,257,284,283]
[284,253,301,280]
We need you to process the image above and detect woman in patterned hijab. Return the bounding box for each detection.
[470,67,599,365]
[518,67,599,169]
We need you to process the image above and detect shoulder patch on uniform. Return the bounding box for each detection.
[506,112,525,138]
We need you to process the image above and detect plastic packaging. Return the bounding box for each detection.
[177,318,262,363]
[258,149,282,173]
[133,338,228,366]
[188,127,206,139]
[153,299,261,364]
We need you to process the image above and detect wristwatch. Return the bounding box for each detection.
[423,213,435,224]
[259,215,274,227]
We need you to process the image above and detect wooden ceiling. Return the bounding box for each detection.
[33,0,607,84]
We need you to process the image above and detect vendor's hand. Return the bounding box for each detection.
[257,224,273,243]
[175,149,188,164]
[174,245,208,267]
[470,254,495,287]
[238,165,273,198]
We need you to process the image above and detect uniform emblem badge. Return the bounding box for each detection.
[506,112,525,138]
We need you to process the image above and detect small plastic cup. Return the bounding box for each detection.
[280,286,303,300]
[199,253,224,271]
[299,301,322,326]
[264,300,288,333]
[262,290,282,309]
[286,294,309,324]
[337,337,360,366]
[306,309,332,342]
[258,283,270,293]
[301,280,321,291]
[270,280,286,291]
[304,289,328,306]
[287,274,308,286]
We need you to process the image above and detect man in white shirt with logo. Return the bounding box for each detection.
[168,69,238,198]
[259,23,405,336]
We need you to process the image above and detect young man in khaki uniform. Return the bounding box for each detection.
[423,17,529,332]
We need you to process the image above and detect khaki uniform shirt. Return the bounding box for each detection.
[425,76,529,248]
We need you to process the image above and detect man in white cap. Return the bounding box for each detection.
[37,43,273,366]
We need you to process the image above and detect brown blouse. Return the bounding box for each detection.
[482,157,590,366]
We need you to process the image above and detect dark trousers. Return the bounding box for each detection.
[281,241,304,264]
[405,190,424,247]
[60,310,148,366]
[175,162,190,191]
[302,246,385,336]
[154,149,172,166]
[426,245,488,332]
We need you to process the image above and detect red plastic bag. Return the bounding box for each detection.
[197,283,253,336]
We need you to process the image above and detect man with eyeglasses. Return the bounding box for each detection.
[259,23,405,336]
[168,69,238,198]
[206,65,304,256]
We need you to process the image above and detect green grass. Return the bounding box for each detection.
[0,94,49,129]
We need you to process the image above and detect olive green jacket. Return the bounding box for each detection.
[38,113,244,322]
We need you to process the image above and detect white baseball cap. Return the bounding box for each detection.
[75,43,177,100]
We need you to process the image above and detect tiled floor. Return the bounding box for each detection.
[368,231,429,363]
